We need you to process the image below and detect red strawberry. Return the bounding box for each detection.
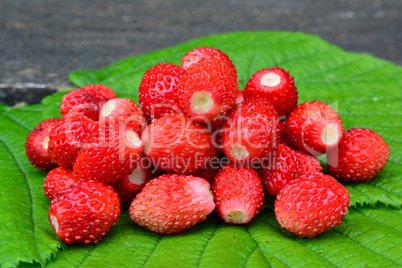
[81,84,117,100]
[221,99,279,165]
[25,118,60,171]
[44,167,77,200]
[327,128,389,182]
[73,124,143,186]
[212,163,264,224]
[275,173,350,238]
[60,87,109,121]
[139,62,184,120]
[141,113,219,174]
[113,156,154,208]
[49,180,121,244]
[129,174,215,234]
[181,47,237,74]
[177,58,238,121]
[285,101,344,155]
[99,98,147,135]
[295,150,323,176]
[243,67,298,118]
[259,144,302,196]
[48,113,99,167]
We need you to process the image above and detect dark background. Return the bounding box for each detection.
[1,0,401,105]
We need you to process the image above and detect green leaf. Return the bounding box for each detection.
[0,109,62,268]
[1,31,401,267]
[36,206,402,268]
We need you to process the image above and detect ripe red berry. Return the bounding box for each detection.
[49,180,121,244]
[99,98,147,135]
[275,173,350,238]
[44,167,77,200]
[285,101,344,155]
[139,63,184,120]
[25,118,59,171]
[60,87,109,121]
[47,113,99,168]
[181,47,237,74]
[221,99,279,165]
[177,58,238,121]
[82,84,117,100]
[327,128,390,182]
[141,113,219,174]
[129,174,215,234]
[259,144,302,196]
[243,67,298,118]
[294,150,323,176]
[212,163,264,224]
[73,124,143,186]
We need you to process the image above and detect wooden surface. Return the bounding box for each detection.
[0,0,401,105]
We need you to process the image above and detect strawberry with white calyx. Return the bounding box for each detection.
[244,67,298,118]
[25,118,60,171]
[285,100,344,155]
[212,163,264,224]
[221,99,279,165]
[177,58,238,121]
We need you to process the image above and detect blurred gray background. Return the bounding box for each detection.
[1,0,401,105]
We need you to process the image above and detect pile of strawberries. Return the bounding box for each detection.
[25,47,390,245]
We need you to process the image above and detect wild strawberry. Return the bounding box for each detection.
[327,128,390,182]
[259,144,302,196]
[44,167,77,200]
[212,163,264,224]
[73,124,143,186]
[177,58,238,121]
[221,99,279,165]
[48,113,99,168]
[243,67,298,118]
[99,98,147,135]
[60,87,109,121]
[129,174,215,234]
[275,173,350,238]
[181,47,237,75]
[82,84,117,100]
[295,150,323,176]
[285,101,344,155]
[113,156,154,208]
[25,118,60,171]
[139,63,184,120]
[49,180,121,244]
[141,113,219,174]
